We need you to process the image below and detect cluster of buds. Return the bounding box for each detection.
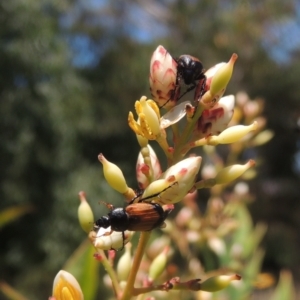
[71,45,270,300]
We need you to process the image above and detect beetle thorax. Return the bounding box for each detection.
[109,208,130,231]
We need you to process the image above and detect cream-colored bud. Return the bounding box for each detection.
[141,178,174,201]
[215,160,256,185]
[252,129,274,146]
[148,246,169,281]
[200,274,241,292]
[98,153,128,193]
[210,53,238,96]
[208,122,257,145]
[52,270,84,300]
[136,133,148,147]
[93,227,134,250]
[117,244,132,281]
[157,156,202,204]
[78,192,94,233]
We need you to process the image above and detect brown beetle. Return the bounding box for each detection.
[93,202,172,250]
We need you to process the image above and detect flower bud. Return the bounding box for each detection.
[52,270,84,300]
[117,244,132,281]
[200,274,241,292]
[98,154,128,194]
[159,156,202,204]
[252,129,274,146]
[148,246,169,281]
[214,160,256,185]
[91,227,134,251]
[136,145,162,189]
[136,132,148,147]
[149,45,178,108]
[141,178,175,202]
[78,192,94,233]
[207,121,257,145]
[194,95,235,138]
[210,54,238,96]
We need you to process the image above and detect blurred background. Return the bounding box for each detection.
[1,0,300,299]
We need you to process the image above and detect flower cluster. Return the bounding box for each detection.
[51,45,276,300]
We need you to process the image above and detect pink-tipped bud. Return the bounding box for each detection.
[194,95,235,138]
[136,145,162,189]
[159,156,202,204]
[149,45,178,109]
[98,154,128,194]
[214,160,256,185]
[200,274,241,292]
[78,192,94,233]
[52,270,84,300]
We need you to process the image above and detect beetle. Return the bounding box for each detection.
[175,54,207,101]
[93,202,172,250]
[161,54,207,108]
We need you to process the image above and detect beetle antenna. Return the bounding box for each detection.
[99,201,114,211]
[137,182,178,203]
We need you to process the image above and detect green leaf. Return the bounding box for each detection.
[0,205,34,229]
[63,239,100,300]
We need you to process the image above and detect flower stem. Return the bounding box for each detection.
[174,103,205,162]
[121,231,151,300]
[97,249,121,296]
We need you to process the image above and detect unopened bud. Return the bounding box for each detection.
[78,192,94,233]
[136,145,162,189]
[98,154,128,194]
[200,274,241,292]
[252,129,274,146]
[136,133,148,147]
[92,227,134,251]
[117,244,132,281]
[214,160,256,185]
[207,122,257,145]
[210,54,238,96]
[148,246,169,281]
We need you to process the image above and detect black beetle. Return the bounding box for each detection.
[160,54,206,108]
[175,54,207,101]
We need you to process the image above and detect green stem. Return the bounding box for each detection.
[97,249,121,296]
[121,232,151,300]
[173,104,205,162]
